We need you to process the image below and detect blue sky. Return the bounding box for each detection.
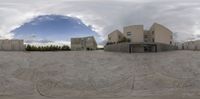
[12,15,101,44]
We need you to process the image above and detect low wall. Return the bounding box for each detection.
[182,43,200,51]
[156,43,178,52]
[104,43,177,53]
[104,43,130,53]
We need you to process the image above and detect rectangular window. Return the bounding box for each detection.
[127,32,131,36]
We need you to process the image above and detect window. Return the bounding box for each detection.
[108,37,111,40]
[118,35,121,39]
[127,32,131,36]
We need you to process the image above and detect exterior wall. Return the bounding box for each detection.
[71,36,97,51]
[195,40,200,50]
[85,37,97,50]
[130,44,144,53]
[71,38,84,50]
[104,43,130,53]
[144,30,154,43]
[187,41,196,50]
[108,30,124,43]
[0,39,25,51]
[149,23,173,45]
[182,40,200,50]
[156,43,177,52]
[123,25,144,43]
[104,43,177,53]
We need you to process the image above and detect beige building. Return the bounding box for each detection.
[105,23,175,53]
[0,39,25,51]
[107,23,173,45]
[123,25,144,43]
[71,36,97,51]
[182,40,200,50]
[148,23,173,45]
[108,30,125,43]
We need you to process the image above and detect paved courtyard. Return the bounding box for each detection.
[0,51,200,99]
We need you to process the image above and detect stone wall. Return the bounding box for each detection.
[104,43,130,53]
[104,43,177,53]
[156,43,178,52]
[130,45,145,53]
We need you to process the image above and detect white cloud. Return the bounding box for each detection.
[1,0,200,42]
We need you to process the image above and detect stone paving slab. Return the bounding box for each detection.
[0,51,199,98]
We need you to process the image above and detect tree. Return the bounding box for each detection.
[25,45,71,51]
[26,45,32,51]
[61,45,70,51]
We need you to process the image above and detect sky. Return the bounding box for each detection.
[12,15,101,46]
[1,0,200,46]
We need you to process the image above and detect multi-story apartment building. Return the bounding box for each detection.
[108,23,173,44]
[105,23,175,53]
[71,36,97,51]
[148,23,173,45]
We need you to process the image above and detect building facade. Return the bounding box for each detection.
[182,40,200,50]
[105,23,176,53]
[149,23,173,45]
[71,36,97,51]
[0,39,25,51]
[123,25,144,43]
[108,30,125,43]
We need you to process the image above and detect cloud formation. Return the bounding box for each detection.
[1,0,200,42]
